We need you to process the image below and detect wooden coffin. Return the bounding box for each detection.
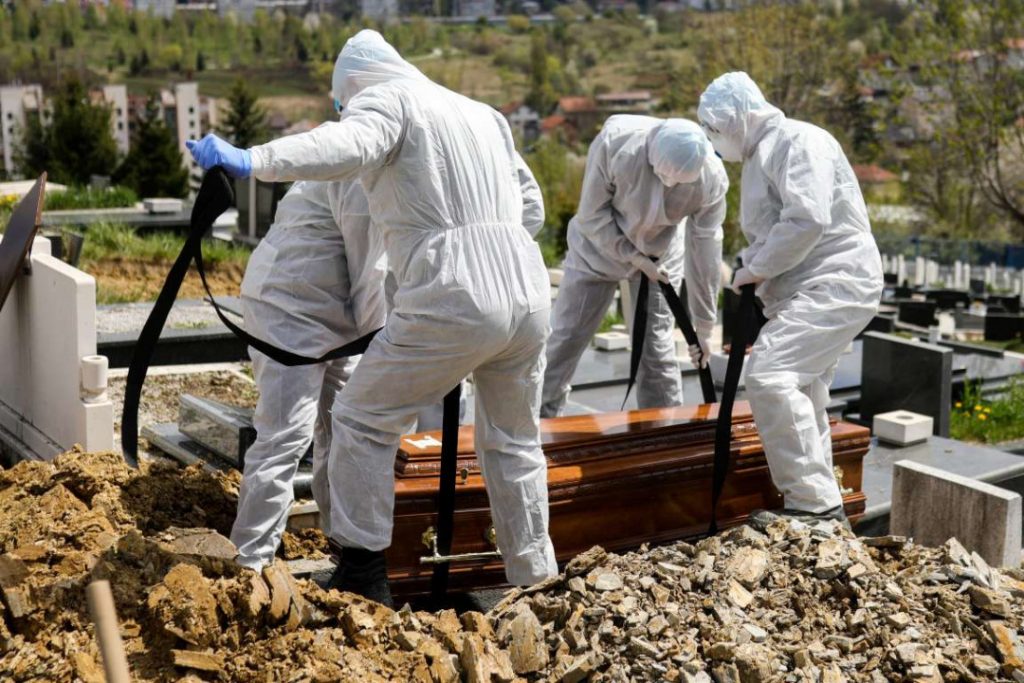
[387,401,870,597]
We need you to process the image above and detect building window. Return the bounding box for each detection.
[116,108,123,116]
[189,106,195,114]
[118,122,124,130]
[5,113,11,120]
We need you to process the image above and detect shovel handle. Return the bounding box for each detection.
[86,580,132,683]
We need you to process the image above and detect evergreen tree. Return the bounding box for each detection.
[525,31,557,115]
[114,96,189,199]
[219,78,267,148]
[15,78,119,185]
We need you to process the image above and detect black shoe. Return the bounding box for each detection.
[748,505,851,531]
[326,546,393,608]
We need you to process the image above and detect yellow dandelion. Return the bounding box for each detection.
[974,405,983,411]
[984,407,992,413]
[955,402,963,408]
[979,414,988,421]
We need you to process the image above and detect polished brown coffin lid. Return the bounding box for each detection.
[396,402,755,477]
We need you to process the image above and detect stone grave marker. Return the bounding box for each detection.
[892,460,1021,567]
[861,332,952,436]
[898,300,938,327]
[984,313,1024,342]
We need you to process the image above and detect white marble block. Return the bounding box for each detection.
[593,331,629,351]
[873,410,933,446]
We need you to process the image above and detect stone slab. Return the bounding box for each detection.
[857,436,1024,537]
[891,459,1022,567]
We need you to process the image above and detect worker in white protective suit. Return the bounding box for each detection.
[230,179,386,571]
[188,29,555,605]
[541,116,727,417]
[697,72,883,524]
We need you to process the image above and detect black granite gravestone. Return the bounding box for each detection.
[984,313,1024,342]
[861,332,952,436]
[898,300,938,327]
[894,285,914,299]
[0,174,46,313]
[925,289,971,310]
[863,315,896,334]
[987,294,1021,314]
[969,278,987,296]
[883,273,898,285]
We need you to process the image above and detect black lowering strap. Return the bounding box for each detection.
[624,274,758,536]
[121,167,380,464]
[624,277,716,407]
[708,282,757,535]
[430,383,464,601]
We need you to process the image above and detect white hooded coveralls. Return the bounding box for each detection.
[541,115,727,417]
[231,179,387,570]
[247,30,556,585]
[698,72,883,513]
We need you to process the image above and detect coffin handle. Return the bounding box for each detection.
[419,525,503,565]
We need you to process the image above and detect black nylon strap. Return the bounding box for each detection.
[709,282,757,534]
[121,167,379,464]
[121,169,235,466]
[622,275,650,410]
[194,244,380,366]
[624,276,716,408]
[430,384,464,600]
[659,281,717,404]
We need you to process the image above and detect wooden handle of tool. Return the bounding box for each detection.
[86,580,132,683]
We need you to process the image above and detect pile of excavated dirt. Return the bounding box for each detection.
[0,450,504,682]
[4,450,1024,682]
[488,521,1024,682]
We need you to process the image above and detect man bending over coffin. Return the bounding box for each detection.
[698,72,882,525]
[541,116,728,417]
[189,29,555,605]
[230,178,386,572]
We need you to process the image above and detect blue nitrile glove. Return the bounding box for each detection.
[185,134,252,179]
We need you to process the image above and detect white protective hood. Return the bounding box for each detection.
[697,71,783,162]
[646,118,712,187]
[331,29,429,107]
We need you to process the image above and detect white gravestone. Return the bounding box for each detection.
[0,236,114,460]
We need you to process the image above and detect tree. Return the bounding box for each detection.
[910,0,1024,239]
[525,31,557,115]
[114,96,189,199]
[15,78,119,186]
[219,78,268,148]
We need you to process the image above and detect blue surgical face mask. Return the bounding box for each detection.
[333,98,344,116]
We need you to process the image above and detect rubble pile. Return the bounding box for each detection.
[3,450,1024,682]
[489,521,1024,682]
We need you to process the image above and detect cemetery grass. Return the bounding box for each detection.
[78,222,250,304]
[950,377,1024,444]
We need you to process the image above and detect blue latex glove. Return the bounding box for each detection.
[185,134,252,179]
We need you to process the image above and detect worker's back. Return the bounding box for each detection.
[354,77,545,318]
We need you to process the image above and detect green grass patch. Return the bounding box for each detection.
[950,377,1024,444]
[44,186,139,211]
[79,222,250,266]
[598,311,624,333]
